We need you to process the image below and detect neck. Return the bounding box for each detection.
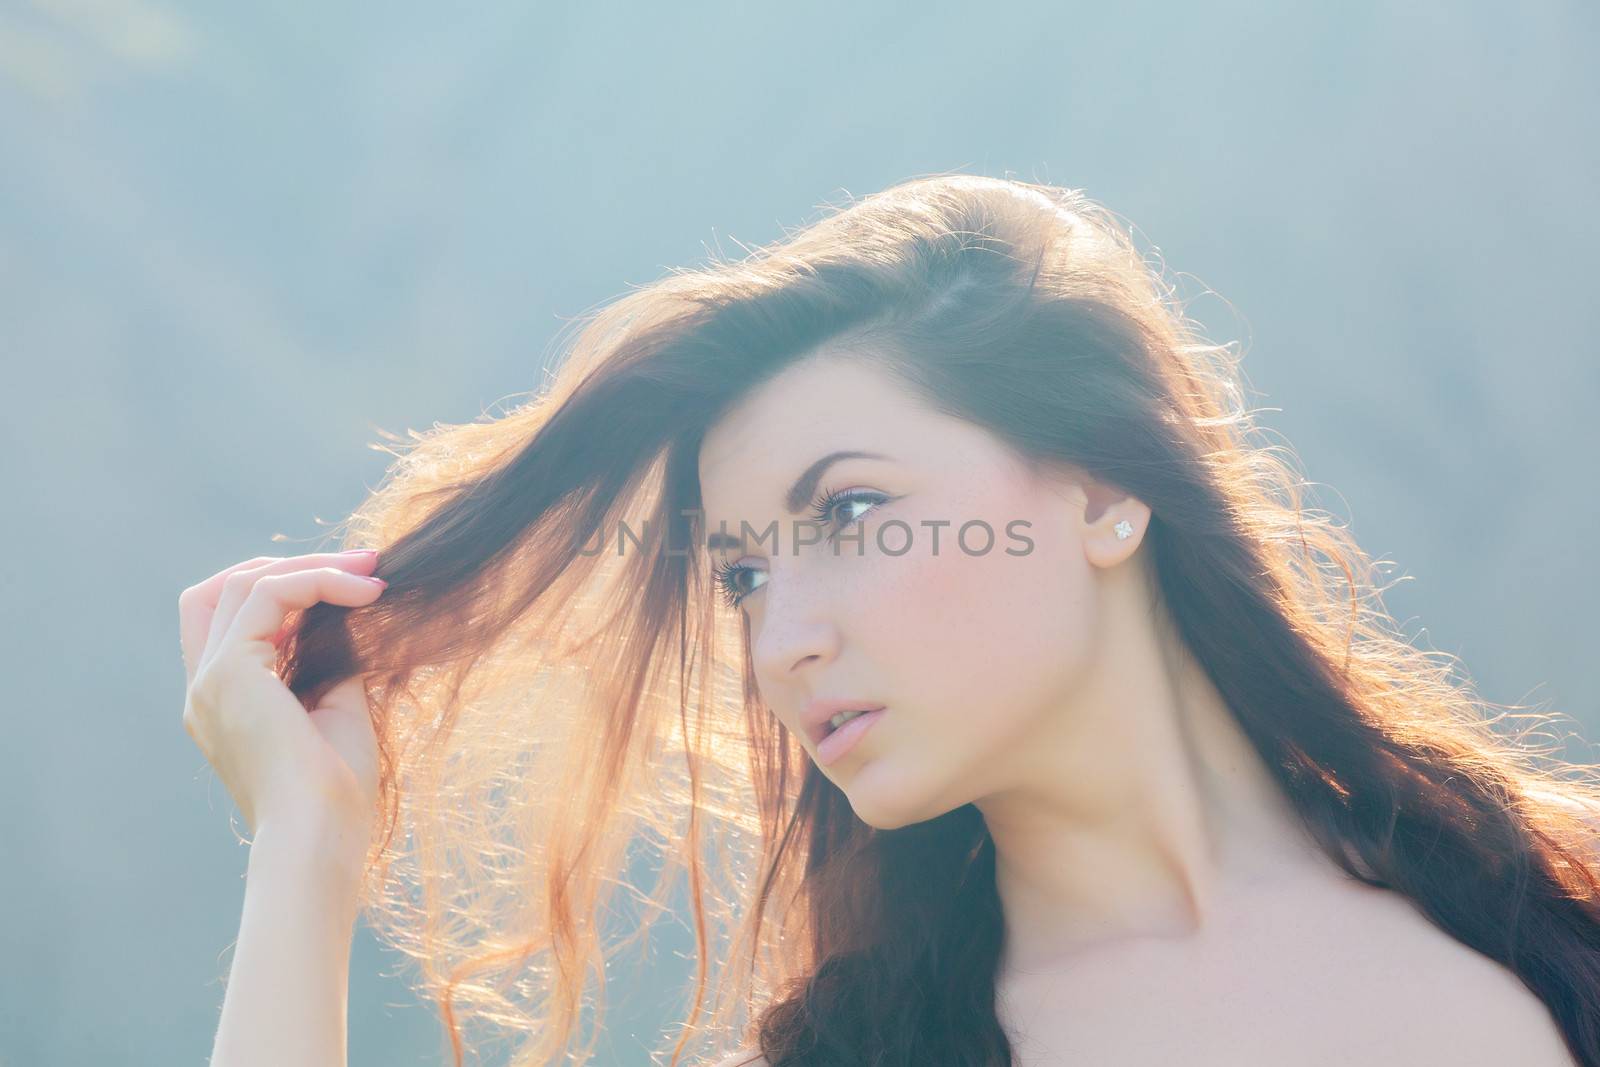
[976,562,1331,975]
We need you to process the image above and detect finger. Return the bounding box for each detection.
[196,551,379,680]
[217,567,386,668]
[179,555,280,684]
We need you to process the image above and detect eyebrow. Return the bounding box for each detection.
[705,449,891,552]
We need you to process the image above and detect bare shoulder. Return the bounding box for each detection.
[1327,877,1576,1062]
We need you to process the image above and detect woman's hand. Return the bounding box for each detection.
[179,550,387,859]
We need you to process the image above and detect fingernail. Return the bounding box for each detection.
[343,549,379,559]
[360,576,387,589]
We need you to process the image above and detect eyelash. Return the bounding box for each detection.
[710,485,891,610]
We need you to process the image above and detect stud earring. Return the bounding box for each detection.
[1114,519,1134,541]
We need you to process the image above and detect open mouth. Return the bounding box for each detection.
[821,706,882,738]
[815,706,887,765]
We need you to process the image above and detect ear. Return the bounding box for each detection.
[1076,473,1150,569]
[1022,456,1151,566]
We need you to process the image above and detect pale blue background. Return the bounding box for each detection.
[2,2,1596,1064]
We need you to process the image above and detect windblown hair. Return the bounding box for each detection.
[280,174,1600,1066]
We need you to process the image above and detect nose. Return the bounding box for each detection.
[748,562,842,683]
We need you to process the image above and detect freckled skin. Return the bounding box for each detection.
[696,349,1576,1065]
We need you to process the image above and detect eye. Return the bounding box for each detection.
[809,485,892,542]
[711,487,895,610]
[711,556,766,609]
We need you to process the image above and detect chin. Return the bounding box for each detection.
[835,763,952,832]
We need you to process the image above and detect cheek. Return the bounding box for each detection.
[858,524,1095,743]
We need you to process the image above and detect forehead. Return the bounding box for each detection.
[696,351,923,503]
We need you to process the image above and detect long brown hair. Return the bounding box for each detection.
[280,174,1600,1066]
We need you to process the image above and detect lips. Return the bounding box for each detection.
[823,711,865,736]
[801,697,888,747]
[815,707,887,767]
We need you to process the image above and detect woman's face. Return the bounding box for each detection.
[697,349,1142,830]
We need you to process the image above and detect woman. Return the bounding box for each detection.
[178,175,1600,1066]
